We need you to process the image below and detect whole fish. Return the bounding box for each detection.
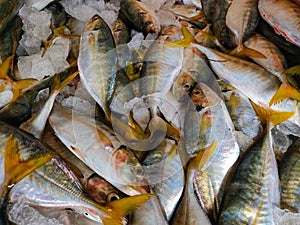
[218,105,294,225]
[119,0,161,35]
[140,24,184,94]
[187,83,239,222]
[8,155,153,225]
[0,122,55,224]
[258,0,300,48]
[191,43,300,108]
[49,104,148,196]
[142,139,184,221]
[279,138,300,213]
[0,0,24,34]
[226,0,263,57]
[78,15,128,119]
[219,80,262,156]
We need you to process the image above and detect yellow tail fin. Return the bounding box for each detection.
[269,82,300,106]
[0,56,13,79]
[4,134,53,186]
[101,194,154,225]
[250,101,295,127]
[229,44,266,59]
[166,25,196,48]
[284,65,300,77]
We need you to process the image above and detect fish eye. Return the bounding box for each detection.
[183,83,192,91]
[106,192,120,202]
[139,11,146,17]
[144,21,153,27]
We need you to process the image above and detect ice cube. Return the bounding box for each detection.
[99,10,119,28]
[157,9,180,27]
[141,0,166,10]
[60,3,100,22]
[26,0,56,10]
[273,207,300,225]
[0,90,13,109]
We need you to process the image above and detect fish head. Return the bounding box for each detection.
[139,11,161,34]
[173,71,196,100]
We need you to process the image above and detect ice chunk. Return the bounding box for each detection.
[18,37,70,80]
[157,9,180,27]
[277,121,300,137]
[26,0,56,10]
[272,127,292,161]
[19,5,52,55]
[0,90,13,109]
[99,10,119,28]
[273,207,300,225]
[60,3,100,22]
[141,0,166,10]
[85,0,106,11]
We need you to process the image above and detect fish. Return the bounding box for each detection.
[212,0,236,50]
[78,14,125,120]
[142,139,184,221]
[140,24,184,94]
[200,0,216,23]
[0,15,22,65]
[225,0,264,58]
[279,138,300,213]
[219,80,262,156]
[186,83,239,222]
[170,142,217,225]
[49,104,148,196]
[0,122,55,224]
[218,103,294,225]
[20,70,79,139]
[258,0,300,48]
[0,0,24,34]
[191,43,300,107]
[112,17,131,46]
[0,65,78,126]
[8,155,153,225]
[119,0,161,35]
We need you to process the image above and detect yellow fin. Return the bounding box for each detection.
[50,71,79,95]
[230,44,266,59]
[250,101,294,127]
[284,65,300,77]
[128,110,149,140]
[4,135,53,185]
[0,56,14,79]
[269,82,300,106]
[189,141,218,170]
[166,25,196,48]
[101,194,154,225]
[14,78,37,90]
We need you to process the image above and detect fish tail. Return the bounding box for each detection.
[4,134,53,186]
[284,64,300,77]
[269,82,300,106]
[0,55,14,79]
[101,194,154,225]
[50,71,79,95]
[250,101,295,127]
[229,44,266,58]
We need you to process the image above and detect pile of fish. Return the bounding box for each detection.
[0,0,300,224]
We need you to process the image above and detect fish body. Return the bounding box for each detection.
[142,139,184,221]
[187,83,239,222]
[78,15,118,118]
[258,0,300,47]
[219,80,262,155]
[191,44,294,109]
[245,33,287,80]
[0,0,24,34]
[0,16,22,65]
[212,0,236,49]
[279,139,300,213]
[119,0,161,35]
[141,25,184,94]
[49,105,147,196]
[226,0,259,54]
